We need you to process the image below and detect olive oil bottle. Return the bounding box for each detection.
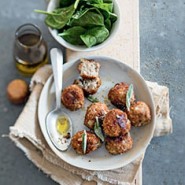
[14,24,48,75]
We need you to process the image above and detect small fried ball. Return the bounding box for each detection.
[71,130,101,155]
[7,79,29,104]
[108,82,135,109]
[84,102,109,129]
[61,84,84,111]
[103,109,131,137]
[127,101,151,127]
[105,133,133,155]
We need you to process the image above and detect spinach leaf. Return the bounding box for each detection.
[80,26,109,47]
[105,18,111,31]
[35,0,80,29]
[91,3,113,12]
[82,0,103,4]
[58,26,86,45]
[60,0,75,7]
[72,7,95,19]
[103,0,112,3]
[69,11,104,28]
[109,12,117,23]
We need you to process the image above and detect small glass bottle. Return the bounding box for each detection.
[14,23,48,75]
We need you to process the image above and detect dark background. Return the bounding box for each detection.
[0,0,184,184]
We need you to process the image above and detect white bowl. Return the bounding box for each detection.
[47,0,120,51]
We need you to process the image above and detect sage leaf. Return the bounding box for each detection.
[126,84,134,111]
[87,95,99,103]
[82,130,87,154]
[94,117,104,142]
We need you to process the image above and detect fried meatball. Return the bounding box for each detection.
[84,102,109,129]
[108,82,135,110]
[78,58,101,79]
[105,133,133,155]
[71,130,101,155]
[103,109,131,137]
[61,84,84,111]
[127,101,151,127]
[74,76,101,96]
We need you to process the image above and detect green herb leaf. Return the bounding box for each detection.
[59,0,75,8]
[59,26,86,45]
[94,117,104,142]
[91,3,113,12]
[87,95,99,103]
[69,11,104,28]
[126,84,134,111]
[82,130,87,154]
[81,26,109,47]
[35,0,80,29]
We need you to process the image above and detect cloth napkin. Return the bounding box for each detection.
[9,65,172,185]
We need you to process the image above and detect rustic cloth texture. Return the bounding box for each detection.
[9,65,172,185]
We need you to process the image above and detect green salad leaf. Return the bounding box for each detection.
[69,11,104,27]
[35,0,118,47]
[80,26,109,47]
[35,0,80,29]
[59,26,86,45]
[91,3,113,12]
[59,0,75,7]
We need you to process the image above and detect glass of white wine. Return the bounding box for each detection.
[14,23,48,75]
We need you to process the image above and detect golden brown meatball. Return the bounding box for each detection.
[105,133,133,155]
[127,101,151,127]
[103,109,131,137]
[108,82,135,110]
[74,76,101,96]
[84,102,109,129]
[71,130,101,155]
[61,84,84,111]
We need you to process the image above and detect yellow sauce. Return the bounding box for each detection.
[56,116,69,136]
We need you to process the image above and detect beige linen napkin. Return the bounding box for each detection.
[9,65,172,185]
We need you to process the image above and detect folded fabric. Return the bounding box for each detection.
[9,65,172,185]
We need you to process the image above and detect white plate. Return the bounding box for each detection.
[38,56,155,171]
